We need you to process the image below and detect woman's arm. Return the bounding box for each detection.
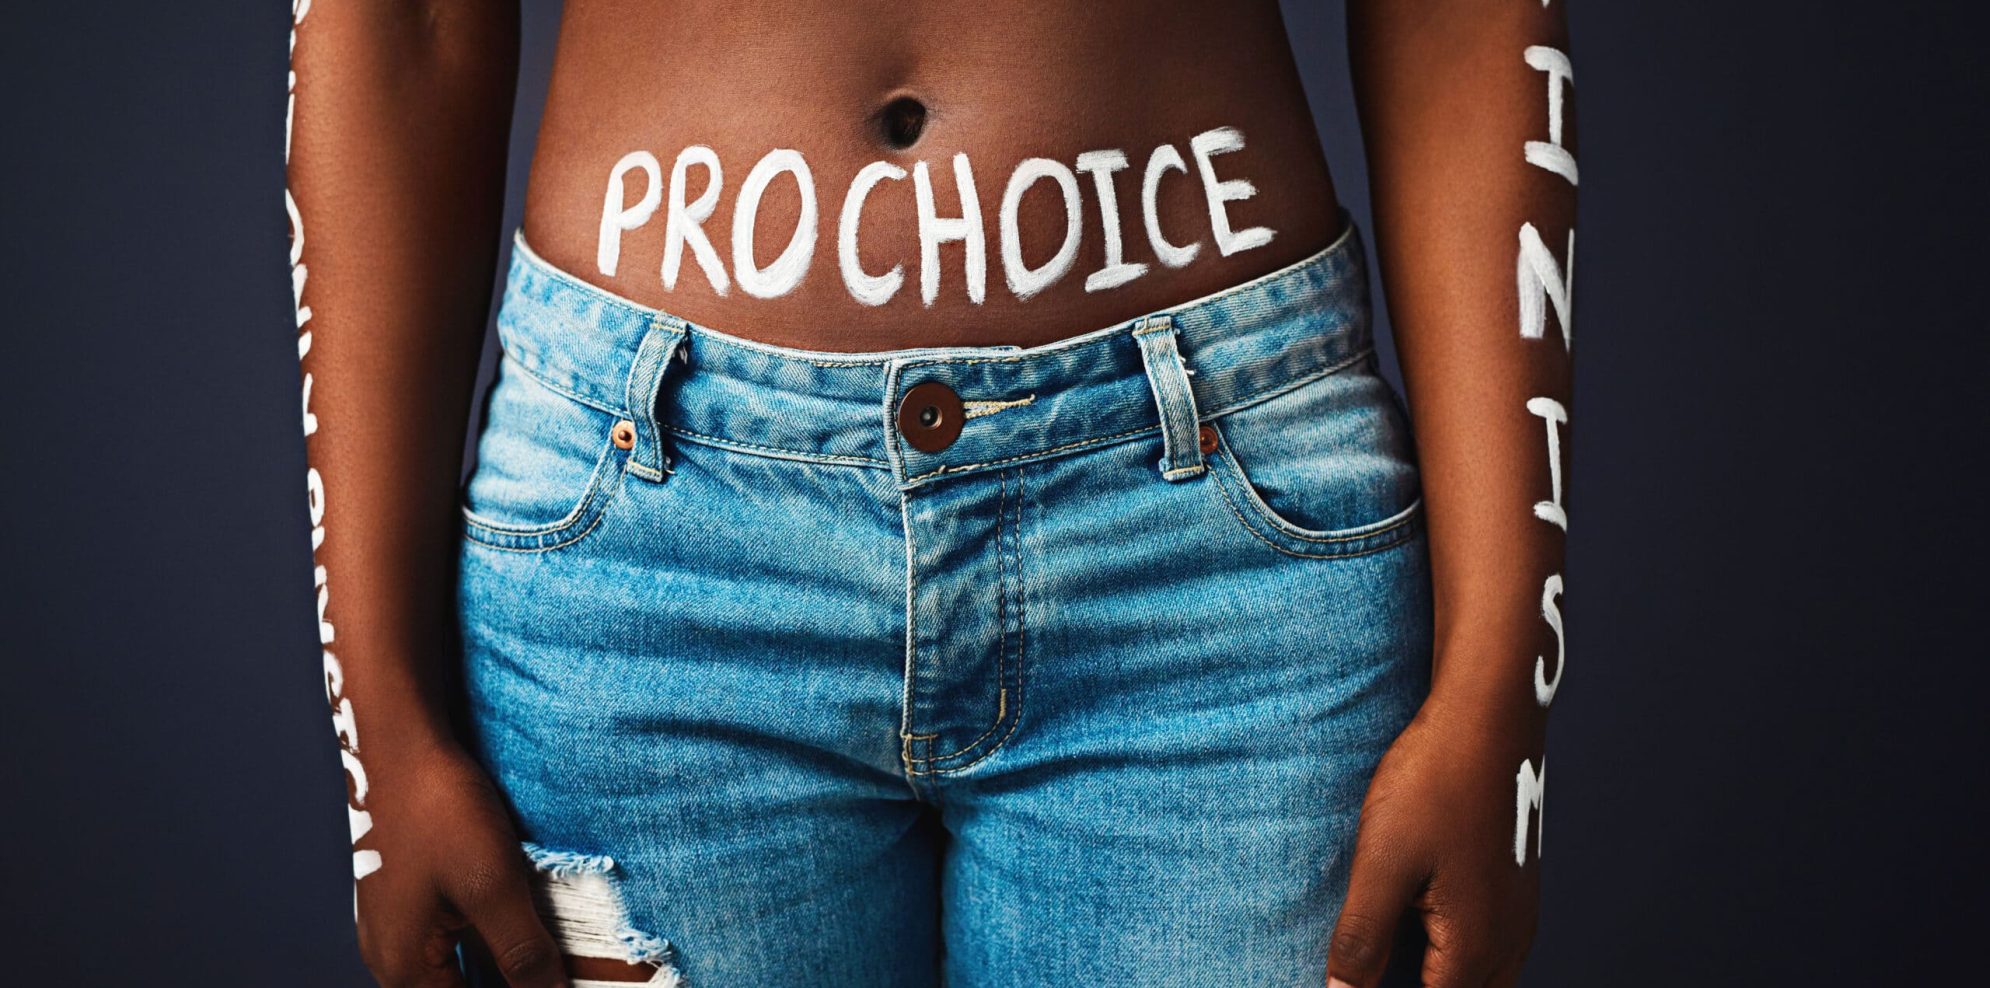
[1330,2,1575,985]
[287,2,567,985]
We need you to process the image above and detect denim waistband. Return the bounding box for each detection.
[496,219,1374,489]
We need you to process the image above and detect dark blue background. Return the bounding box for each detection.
[4,2,1983,983]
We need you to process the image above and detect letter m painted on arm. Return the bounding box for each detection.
[1514,757,1546,865]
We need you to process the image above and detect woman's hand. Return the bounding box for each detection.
[354,742,568,988]
[284,0,528,980]
[1339,0,1577,978]
[1327,696,1543,988]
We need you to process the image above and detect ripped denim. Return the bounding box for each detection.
[457,219,1431,986]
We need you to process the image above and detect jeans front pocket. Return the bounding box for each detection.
[460,353,633,553]
[1202,356,1423,560]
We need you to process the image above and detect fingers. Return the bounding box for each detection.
[1418,935,1496,987]
[356,884,470,988]
[1418,901,1503,988]
[1325,844,1422,988]
[1477,926,1533,988]
[1487,958,1527,988]
[449,855,569,988]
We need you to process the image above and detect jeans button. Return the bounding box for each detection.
[898,380,964,453]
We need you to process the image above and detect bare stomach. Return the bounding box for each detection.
[521,0,1341,352]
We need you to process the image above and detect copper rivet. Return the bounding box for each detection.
[611,420,637,450]
[1198,424,1219,455]
[897,380,966,454]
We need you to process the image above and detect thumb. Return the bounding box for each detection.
[1326,845,1421,988]
[452,858,569,988]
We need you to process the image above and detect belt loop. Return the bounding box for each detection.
[623,313,689,482]
[1132,314,1206,481]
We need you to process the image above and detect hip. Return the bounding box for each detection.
[454,213,1433,787]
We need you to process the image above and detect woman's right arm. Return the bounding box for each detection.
[286,2,566,985]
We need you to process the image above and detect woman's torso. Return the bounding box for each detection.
[521,0,1340,351]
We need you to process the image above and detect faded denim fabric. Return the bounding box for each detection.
[457,219,1432,987]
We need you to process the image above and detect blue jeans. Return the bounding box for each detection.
[456,220,1432,987]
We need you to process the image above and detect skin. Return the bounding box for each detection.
[287,1,1574,985]
[524,0,1338,348]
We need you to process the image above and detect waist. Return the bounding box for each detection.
[520,0,1337,349]
[493,217,1374,490]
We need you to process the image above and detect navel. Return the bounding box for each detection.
[875,95,928,150]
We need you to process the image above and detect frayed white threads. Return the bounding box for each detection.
[575,969,684,988]
[521,844,683,986]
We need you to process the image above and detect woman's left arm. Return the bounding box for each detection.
[1330,2,1576,986]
